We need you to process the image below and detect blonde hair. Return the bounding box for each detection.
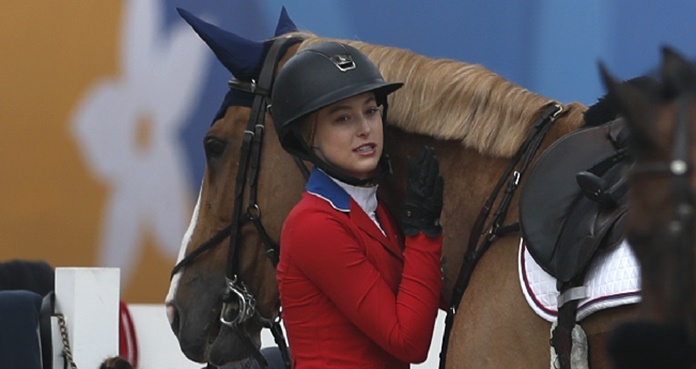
[300,112,318,147]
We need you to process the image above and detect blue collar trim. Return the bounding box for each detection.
[305,168,350,212]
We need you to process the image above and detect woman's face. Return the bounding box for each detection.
[311,92,383,180]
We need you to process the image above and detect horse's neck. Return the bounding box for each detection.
[297,35,586,158]
[365,45,562,158]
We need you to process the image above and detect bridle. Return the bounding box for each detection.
[628,93,696,345]
[628,94,695,249]
[171,35,305,369]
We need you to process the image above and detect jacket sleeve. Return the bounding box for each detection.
[288,212,442,363]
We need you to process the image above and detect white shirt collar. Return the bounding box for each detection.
[328,176,384,235]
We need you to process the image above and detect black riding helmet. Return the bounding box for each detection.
[271,42,403,185]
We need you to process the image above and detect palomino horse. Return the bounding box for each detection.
[165,7,639,369]
[603,49,696,369]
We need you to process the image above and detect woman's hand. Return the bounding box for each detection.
[400,146,444,238]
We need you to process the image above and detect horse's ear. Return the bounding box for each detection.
[275,6,298,36]
[599,62,659,125]
[176,8,265,80]
[599,62,659,152]
[661,46,696,96]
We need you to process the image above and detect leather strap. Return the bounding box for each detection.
[551,276,585,369]
[439,102,563,369]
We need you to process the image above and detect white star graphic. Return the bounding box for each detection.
[71,0,208,284]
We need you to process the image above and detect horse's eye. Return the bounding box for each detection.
[204,136,227,158]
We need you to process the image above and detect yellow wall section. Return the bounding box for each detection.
[0,3,178,303]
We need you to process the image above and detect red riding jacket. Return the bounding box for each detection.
[277,168,442,369]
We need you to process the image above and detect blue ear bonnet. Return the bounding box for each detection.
[176,7,299,124]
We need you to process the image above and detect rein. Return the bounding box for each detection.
[439,102,563,368]
[171,35,304,369]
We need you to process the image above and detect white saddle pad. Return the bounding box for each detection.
[518,238,641,322]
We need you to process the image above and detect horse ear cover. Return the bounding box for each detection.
[177,7,299,121]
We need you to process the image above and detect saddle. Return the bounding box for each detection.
[520,118,631,283]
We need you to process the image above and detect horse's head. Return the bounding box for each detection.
[603,47,696,367]
[164,8,305,367]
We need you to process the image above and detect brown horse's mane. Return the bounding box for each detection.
[283,32,571,158]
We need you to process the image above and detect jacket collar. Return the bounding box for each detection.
[306,168,403,259]
[305,168,350,212]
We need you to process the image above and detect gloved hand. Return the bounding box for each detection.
[400,146,444,238]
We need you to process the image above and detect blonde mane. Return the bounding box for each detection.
[284,32,572,158]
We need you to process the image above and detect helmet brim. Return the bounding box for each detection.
[281,80,403,129]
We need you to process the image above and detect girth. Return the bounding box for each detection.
[519,117,633,369]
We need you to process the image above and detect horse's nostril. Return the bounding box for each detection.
[166,304,181,335]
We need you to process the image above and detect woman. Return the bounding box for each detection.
[271,41,444,368]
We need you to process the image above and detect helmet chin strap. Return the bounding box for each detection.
[325,154,391,186]
[303,144,392,186]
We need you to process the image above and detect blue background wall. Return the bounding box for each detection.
[164,0,696,188]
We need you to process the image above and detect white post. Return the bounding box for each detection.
[52,267,120,369]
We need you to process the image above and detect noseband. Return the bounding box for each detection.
[171,36,304,369]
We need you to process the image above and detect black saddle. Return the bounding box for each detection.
[520,118,631,283]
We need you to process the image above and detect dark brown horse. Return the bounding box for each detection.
[164,8,638,368]
[604,48,696,369]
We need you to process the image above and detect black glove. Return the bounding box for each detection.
[400,146,444,238]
